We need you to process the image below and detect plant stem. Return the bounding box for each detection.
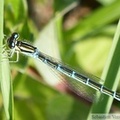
[0,1,14,120]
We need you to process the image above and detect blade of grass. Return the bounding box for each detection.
[87,19,120,119]
[0,1,14,119]
[0,0,3,89]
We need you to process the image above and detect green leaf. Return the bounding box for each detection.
[0,1,14,120]
[1,61,14,120]
[64,0,120,42]
[13,72,90,120]
[5,0,27,23]
[54,0,78,12]
[87,19,120,119]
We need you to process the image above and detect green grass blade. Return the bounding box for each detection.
[87,19,120,119]
[0,0,3,89]
[0,1,14,119]
[1,61,14,120]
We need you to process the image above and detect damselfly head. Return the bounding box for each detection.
[7,32,19,49]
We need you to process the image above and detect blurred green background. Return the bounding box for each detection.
[1,0,120,119]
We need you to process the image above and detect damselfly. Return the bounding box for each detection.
[5,32,120,101]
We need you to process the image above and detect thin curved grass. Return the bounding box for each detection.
[0,1,14,119]
[87,19,120,119]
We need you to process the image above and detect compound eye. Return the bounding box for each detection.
[11,42,15,48]
[7,32,19,49]
[7,37,15,49]
[12,32,19,39]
